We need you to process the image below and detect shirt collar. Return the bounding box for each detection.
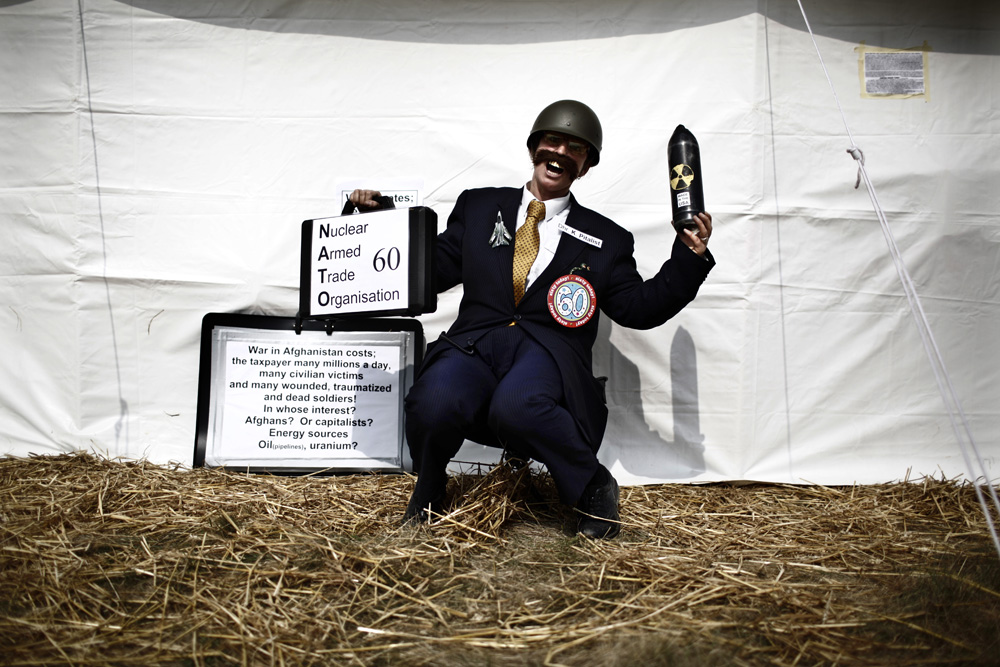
[520,186,571,221]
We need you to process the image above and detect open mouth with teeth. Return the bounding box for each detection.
[534,149,579,181]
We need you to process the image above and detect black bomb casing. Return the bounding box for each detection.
[667,125,705,231]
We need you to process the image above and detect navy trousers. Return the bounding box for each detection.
[404,325,600,505]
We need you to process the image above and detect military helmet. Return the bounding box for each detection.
[527,100,603,166]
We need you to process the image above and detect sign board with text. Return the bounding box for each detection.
[299,207,437,319]
[194,313,423,474]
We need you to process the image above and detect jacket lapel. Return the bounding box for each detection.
[488,189,522,304]
[500,190,520,242]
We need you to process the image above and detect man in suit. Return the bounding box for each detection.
[350,100,714,538]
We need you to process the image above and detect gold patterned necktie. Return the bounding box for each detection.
[512,200,545,305]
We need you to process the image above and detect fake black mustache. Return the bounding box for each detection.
[533,149,580,180]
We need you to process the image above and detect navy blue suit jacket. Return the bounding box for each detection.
[423,186,715,450]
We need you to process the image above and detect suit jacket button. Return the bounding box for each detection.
[466,338,474,347]
[514,314,522,321]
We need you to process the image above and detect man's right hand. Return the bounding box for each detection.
[348,189,383,209]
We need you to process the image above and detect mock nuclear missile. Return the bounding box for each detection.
[667,124,705,232]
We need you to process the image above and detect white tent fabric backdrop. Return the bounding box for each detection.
[1,0,997,485]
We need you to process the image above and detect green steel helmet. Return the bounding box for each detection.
[527,100,603,166]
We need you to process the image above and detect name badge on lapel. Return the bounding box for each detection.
[557,221,602,248]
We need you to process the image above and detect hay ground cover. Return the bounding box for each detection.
[1,452,998,666]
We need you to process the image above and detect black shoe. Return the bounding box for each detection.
[402,477,446,524]
[576,468,621,539]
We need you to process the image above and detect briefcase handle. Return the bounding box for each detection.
[341,194,396,216]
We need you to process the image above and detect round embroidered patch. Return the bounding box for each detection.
[547,275,597,328]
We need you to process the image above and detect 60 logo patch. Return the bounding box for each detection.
[547,275,597,328]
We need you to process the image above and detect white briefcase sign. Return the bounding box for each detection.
[299,207,436,319]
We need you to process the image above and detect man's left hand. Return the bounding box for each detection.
[679,212,713,256]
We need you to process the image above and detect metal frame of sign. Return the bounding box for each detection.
[299,206,437,319]
[193,313,424,475]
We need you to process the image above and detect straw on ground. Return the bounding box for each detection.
[1,452,998,666]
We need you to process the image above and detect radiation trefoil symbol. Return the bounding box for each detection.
[670,164,695,190]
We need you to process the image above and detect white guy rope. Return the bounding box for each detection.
[78,0,130,450]
[794,0,1000,558]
